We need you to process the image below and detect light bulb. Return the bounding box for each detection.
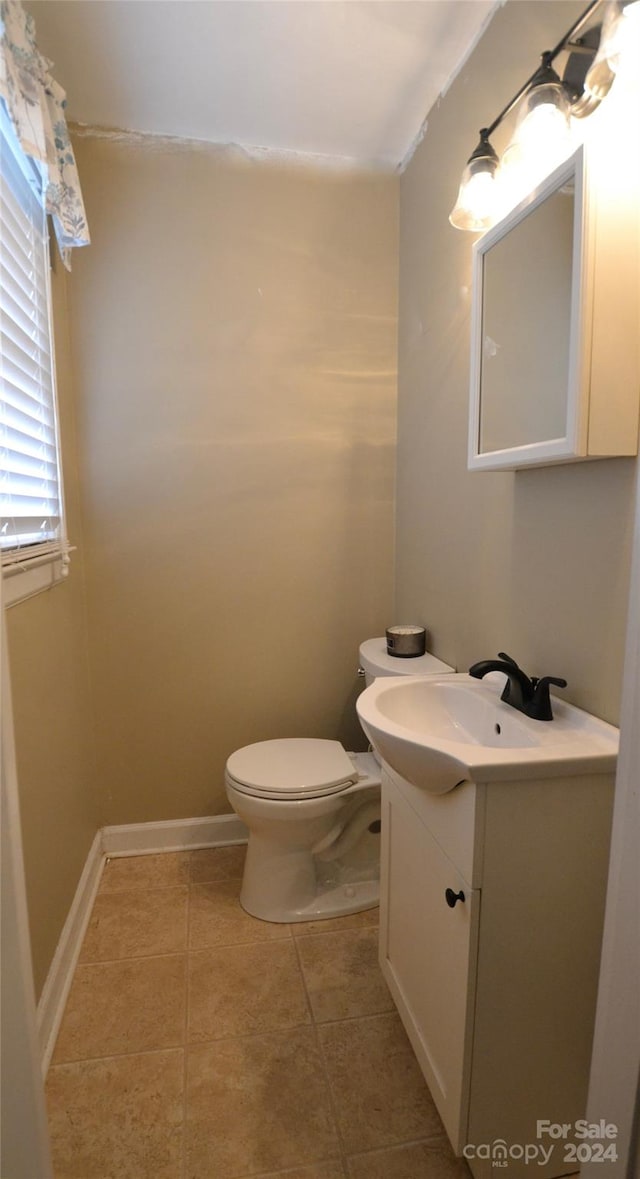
[449,132,499,232]
[516,100,572,156]
[584,2,623,100]
[617,0,640,56]
[499,61,573,206]
[584,0,640,100]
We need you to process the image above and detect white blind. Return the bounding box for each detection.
[0,103,65,566]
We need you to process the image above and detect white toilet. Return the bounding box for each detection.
[225,637,454,923]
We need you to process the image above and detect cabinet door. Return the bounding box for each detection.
[380,772,479,1152]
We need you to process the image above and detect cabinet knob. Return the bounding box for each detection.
[445,888,465,908]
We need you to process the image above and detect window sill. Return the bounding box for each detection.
[3,556,69,607]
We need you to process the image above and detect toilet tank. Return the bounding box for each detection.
[359,637,454,687]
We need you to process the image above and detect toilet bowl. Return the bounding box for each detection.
[225,638,454,923]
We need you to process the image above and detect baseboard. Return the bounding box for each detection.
[101,813,248,856]
[37,830,104,1075]
[37,813,248,1074]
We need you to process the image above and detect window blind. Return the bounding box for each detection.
[0,103,65,567]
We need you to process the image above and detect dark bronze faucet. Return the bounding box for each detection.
[468,651,567,721]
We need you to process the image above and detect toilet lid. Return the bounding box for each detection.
[225,738,359,799]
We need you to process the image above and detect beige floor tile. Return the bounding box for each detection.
[292,907,379,936]
[319,1013,444,1154]
[79,886,188,962]
[189,940,310,1042]
[100,852,191,892]
[240,1165,347,1178]
[296,927,392,1022]
[46,1049,184,1179]
[347,1141,470,1179]
[186,1028,340,1178]
[189,880,291,949]
[188,843,247,882]
[52,954,187,1063]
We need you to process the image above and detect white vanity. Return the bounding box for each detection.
[357,674,618,1179]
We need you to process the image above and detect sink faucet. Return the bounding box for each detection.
[468,651,567,721]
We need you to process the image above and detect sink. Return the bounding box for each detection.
[356,673,619,794]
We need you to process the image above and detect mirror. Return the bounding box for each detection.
[479,185,574,453]
[468,149,588,470]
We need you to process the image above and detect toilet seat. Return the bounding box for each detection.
[225,738,359,801]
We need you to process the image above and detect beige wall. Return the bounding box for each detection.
[6,263,98,999]
[396,0,637,725]
[68,136,398,824]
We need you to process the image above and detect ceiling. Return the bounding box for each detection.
[28,0,497,170]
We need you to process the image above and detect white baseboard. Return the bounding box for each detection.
[101,813,248,856]
[37,830,104,1075]
[37,813,248,1073]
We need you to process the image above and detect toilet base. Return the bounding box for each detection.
[238,805,380,924]
[240,874,379,924]
[229,750,381,924]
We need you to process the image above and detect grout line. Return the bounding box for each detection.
[291,934,350,1175]
[53,1008,399,1070]
[342,1132,453,1163]
[47,1044,186,1069]
[187,1017,314,1051]
[70,950,188,968]
[77,930,292,967]
[186,931,294,950]
[290,932,316,1027]
[95,882,191,898]
[75,951,187,966]
[48,1040,186,1068]
[188,874,245,885]
[52,1008,316,1070]
[182,877,191,1179]
[316,1009,398,1030]
[99,874,246,895]
[315,1020,350,1176]
[292,924,379,944]
[289,914,379,939]
[243,1161,348,1178]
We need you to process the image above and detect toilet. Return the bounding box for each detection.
[225,637,454,923]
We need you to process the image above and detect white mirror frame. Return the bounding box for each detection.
[468,146,592,472]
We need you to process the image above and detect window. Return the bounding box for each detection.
[0,102,69,605]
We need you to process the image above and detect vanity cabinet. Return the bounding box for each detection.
[379,763,615,1179]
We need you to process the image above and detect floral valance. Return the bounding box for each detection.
[0,0,89,267]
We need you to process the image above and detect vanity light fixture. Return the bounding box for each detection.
[448,0,632,232]
[448,130,499,231]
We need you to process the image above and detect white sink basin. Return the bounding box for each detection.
[356,673,619,794]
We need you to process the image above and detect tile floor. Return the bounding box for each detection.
[46,846,470,1179]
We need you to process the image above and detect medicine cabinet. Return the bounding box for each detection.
[468,144,640,471]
